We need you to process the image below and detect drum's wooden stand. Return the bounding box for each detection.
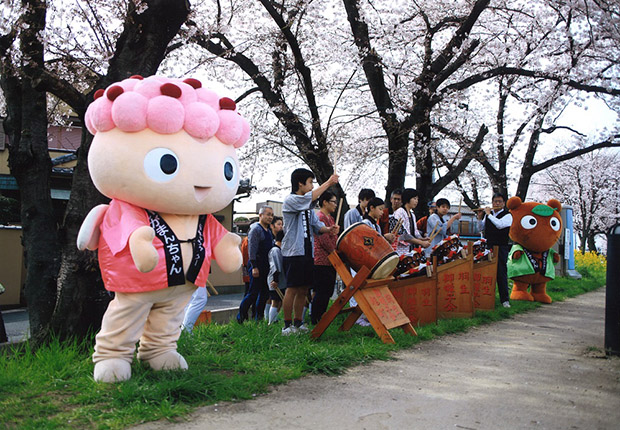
[311,252,417,344]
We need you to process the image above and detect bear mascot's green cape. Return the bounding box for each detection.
[507,197,562,304]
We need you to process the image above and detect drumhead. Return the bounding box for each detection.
[370,252,399,279]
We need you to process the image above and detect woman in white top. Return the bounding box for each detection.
[393,188,431,255]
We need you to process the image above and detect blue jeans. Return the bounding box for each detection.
[238,264,269,321]
[182,287,208,333]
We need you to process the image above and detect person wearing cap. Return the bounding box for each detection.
[416,201,437,234]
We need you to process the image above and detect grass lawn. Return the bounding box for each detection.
[0,255,606,429]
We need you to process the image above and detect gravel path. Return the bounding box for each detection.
[134,288,620,430]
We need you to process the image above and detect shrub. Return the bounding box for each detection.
[574,250,606,280]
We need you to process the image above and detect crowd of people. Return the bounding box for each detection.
[181,168,513,335]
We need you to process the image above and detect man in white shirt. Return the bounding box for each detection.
[477,193,513,308]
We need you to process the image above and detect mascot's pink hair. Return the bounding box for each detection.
[85,75,250,148]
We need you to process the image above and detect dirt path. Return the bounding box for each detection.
[134,288,620,430]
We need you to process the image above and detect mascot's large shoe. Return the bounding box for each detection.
[78,75,248,382]
[93,359,132,383]
[506,197,562,304]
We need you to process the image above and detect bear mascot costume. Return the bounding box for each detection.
[77,75,249,382]
[507,197,562,304]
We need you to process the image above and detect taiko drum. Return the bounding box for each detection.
[336,222,399,279]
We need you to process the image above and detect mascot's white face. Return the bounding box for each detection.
[88,128,240,215]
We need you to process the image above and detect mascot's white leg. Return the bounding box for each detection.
[137,284,194,371]
[92,292,153,383]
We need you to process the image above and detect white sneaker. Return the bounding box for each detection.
[356,316,371,327]
[281,326,298,336]
[297,323,309,333]
[502,301,511,308]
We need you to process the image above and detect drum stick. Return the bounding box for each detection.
[428,223,439,239]
[335,198,344,226]
[429,224,443,241]
[458,197,462,214]
[391,218,403,235]
[333,145,339,174]
[275,286,284,300]
[473,206,504,211]
[206,279,219,296]
[429,229,440,241]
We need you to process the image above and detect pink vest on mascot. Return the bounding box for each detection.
[98,199,227,293]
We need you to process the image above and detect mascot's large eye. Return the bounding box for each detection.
[144,148,179,182]
[549,217,561,231]
[223,156,238,188]
[520,215,538,230]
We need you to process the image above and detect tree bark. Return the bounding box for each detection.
[0,0,60,346]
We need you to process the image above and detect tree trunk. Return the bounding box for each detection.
[586,234,598,253]
[579,234,587,253]
[51,0,191,339]
[384,127,409,203]
[413,102,435,218]
[1,0,60,346]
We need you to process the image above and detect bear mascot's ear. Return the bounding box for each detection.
[506,196,522,211]
[547,199,562,212]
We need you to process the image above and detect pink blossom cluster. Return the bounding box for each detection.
[85,75,249,148]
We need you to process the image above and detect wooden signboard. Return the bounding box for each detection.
[390,273,437,326]
[311,252,417,344]
[435,254,474,319]
[472,245,498,311]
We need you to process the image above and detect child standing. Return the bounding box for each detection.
[311,191,339,325]
[425,198,461,256]
[281,169,339,335]
[267,230,286,324]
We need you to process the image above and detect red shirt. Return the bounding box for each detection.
[314,211,337,266]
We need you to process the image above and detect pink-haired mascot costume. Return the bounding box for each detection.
[78,75,249,382]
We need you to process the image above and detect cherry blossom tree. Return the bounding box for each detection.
[1,0,190,342]
[419,0,620,205]
[1,0,619,341]
[531,150,620,252]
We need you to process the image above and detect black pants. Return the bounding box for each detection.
[496,244,511,303]
[239,263,269,321]
[0,310,7,343]
[311,265,337,325]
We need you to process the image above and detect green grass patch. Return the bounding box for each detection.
[1,261,606,429]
